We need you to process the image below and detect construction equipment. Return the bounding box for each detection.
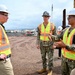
[62,9,66,29]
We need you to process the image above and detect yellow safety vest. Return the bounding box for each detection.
[62,28,75,60]
[0,25,11,56]
[39,22,54,41]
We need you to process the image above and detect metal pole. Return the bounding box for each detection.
[62,9,66,29]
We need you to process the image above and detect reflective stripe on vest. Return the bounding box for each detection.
[0,44,10,51]
[40,22,54,41]
[0,25,11,56]
[62,28,75,60]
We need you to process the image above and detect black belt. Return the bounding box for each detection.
[0,54,11,61]
[43,41,49,42]
[62,56,75,62]
[40,40,50,42]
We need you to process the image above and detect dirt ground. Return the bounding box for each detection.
[9,36,61,75]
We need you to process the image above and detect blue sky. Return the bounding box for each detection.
[0,0,74,29]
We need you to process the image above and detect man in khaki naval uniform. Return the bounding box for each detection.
[0,5,14,75]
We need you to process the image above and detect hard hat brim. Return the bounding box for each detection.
[42,15,50,17]
[0,11,9,14]
[67,14,75,16]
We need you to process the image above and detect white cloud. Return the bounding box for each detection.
[1,0,74,29]
[58,0,68,3]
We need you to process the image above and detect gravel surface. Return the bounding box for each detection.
[9,36,61,75]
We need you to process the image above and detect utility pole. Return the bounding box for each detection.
[74,0,75,8]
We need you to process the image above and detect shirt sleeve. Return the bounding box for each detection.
[66,35,75,51]
[51,28,66,41]
[52,26,56,35]
[51,32,63,41]
[36,27,40,45]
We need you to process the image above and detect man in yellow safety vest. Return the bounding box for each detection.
[49,9,75,75]
[37,11,56,75]
[0,5,14,75]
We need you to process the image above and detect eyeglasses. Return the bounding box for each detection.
[0,13,8,16]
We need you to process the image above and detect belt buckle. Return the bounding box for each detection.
[0,59,4,61]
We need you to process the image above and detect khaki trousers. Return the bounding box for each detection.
[0,58,14,75]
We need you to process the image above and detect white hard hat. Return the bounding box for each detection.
[42,11,50,17]
[67,8,75,16]
[0,5,8,13]
[57,26,62,31]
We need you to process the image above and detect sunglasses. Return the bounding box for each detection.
[0,13,8,16]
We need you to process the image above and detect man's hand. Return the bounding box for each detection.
[37,45,40,49]
[53,41,66,49]
[0,54,7,59]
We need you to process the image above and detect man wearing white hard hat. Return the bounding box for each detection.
[56,26,62,59]
[48,9,75,75]
[0,5,14,75]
